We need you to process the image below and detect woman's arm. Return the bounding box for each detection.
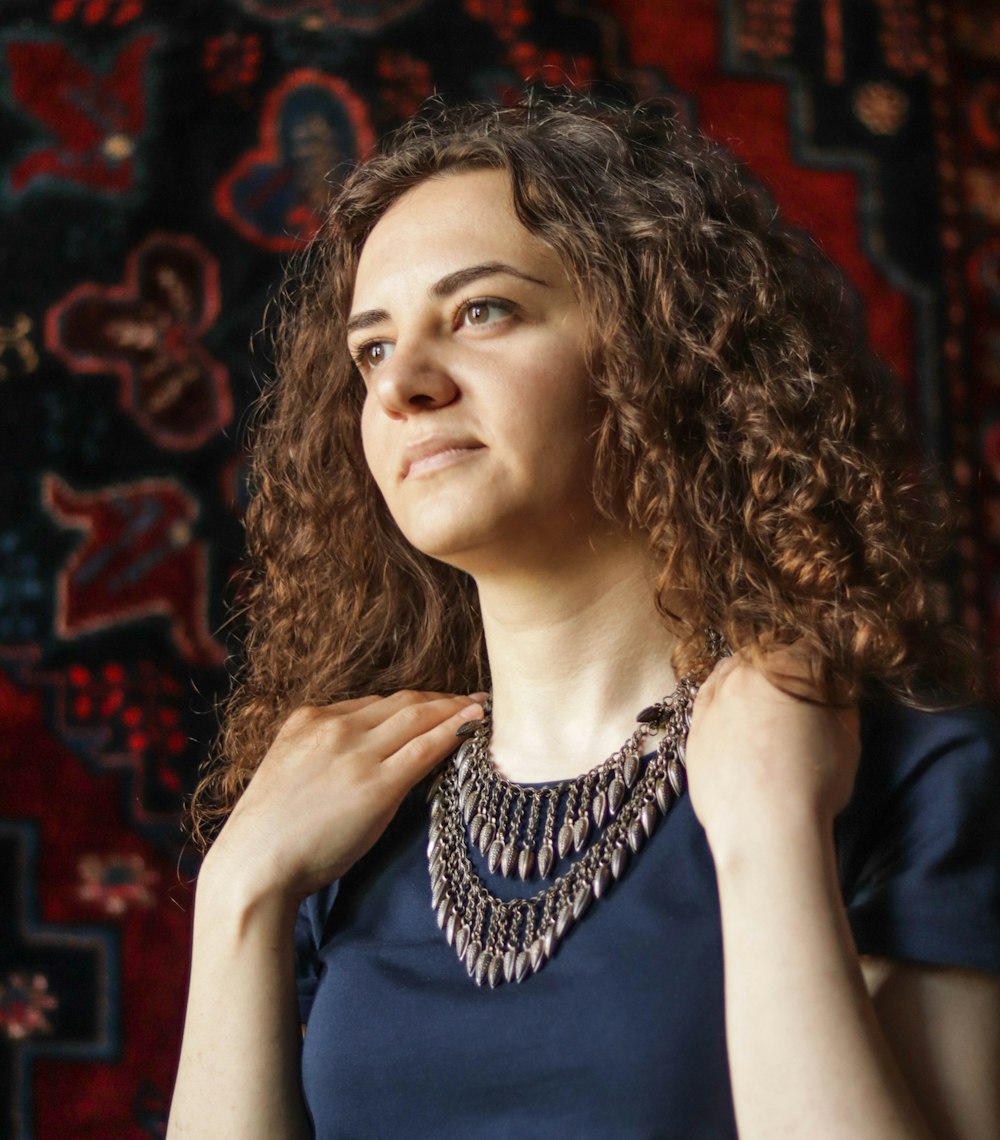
[714,803,933,1139]
[687,653,1000,1140]
[167,860,308,1140]
[166,691,484,1140]
[863,958,1000,1140]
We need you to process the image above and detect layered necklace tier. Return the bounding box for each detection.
[426,673,702,987]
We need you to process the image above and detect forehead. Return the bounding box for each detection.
[351,169,565,307]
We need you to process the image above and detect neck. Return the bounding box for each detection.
[473,532,681,783]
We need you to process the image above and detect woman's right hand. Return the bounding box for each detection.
[201,690,485,904]
[170,691,483,1138]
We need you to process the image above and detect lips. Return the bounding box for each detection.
[401,435,484,479]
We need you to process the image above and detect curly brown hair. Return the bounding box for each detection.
[190,90,979,846]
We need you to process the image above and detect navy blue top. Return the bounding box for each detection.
[295,701,1000,1139]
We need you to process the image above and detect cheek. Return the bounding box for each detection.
[523,356,595,439]
[359,398,388,490]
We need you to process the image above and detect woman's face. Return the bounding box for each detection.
[350,168,603,575]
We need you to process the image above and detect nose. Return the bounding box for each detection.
[369,341,459,418]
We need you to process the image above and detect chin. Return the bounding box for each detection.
[395,513,489,564]
[397,509,533,576]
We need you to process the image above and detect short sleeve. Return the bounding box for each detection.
[294,881,339,1024]
[838,702,1000,976]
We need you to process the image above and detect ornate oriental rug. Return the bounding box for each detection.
[0,1,997,1135]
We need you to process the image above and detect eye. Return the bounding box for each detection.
[458,298,515,328]
[351,339,394,372]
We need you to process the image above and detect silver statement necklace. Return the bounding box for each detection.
[426,660,715,988]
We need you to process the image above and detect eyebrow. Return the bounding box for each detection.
[346,261,550,335]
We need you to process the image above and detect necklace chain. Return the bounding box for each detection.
[426,663,712,987]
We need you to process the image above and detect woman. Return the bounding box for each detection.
[168,93,1000,1138]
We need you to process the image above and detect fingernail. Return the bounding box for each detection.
[455,706,485,737]
[467,691,489,703]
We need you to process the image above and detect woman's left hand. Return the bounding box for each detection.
[684,648,861,866]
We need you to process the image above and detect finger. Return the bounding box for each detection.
[695,653,741,707]
[381,702,486,791]
[758,649,825,702]
[349,688,469,730]
[760,644,816,676]
[369,694,484,754]
[324,694,383,716]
